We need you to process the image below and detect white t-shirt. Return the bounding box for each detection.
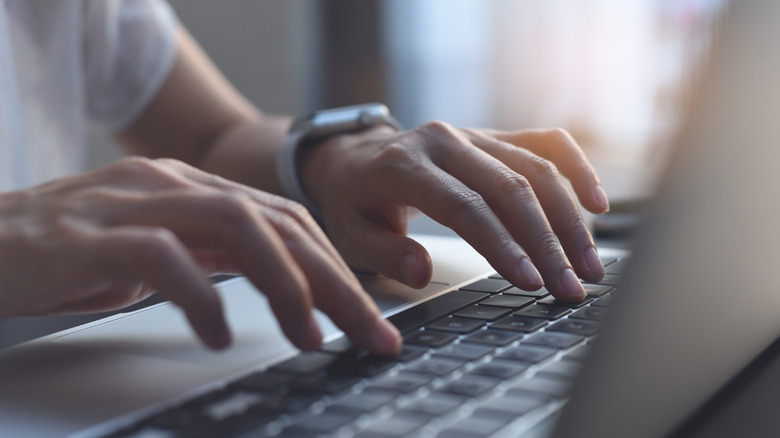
[0,0,177,192]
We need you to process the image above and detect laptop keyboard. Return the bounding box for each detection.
[109,255,623,438]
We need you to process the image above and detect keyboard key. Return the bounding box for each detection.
[320,336,355,354]
[537,360,582,380]
[354,414,427,438]
[471,359,529,379]
[298,371,361,394]
[268,351,338,376]
[433,342,495,361]
[368,371,429,394]
[459,278,512,294]
[426,316,485,334]
[562,343,591,362]
[404,330,458,348]
[260,388,322,413]
[332,390,395,413]
[502,286,549,298]
[479,295,535,309]
[591,294,615,307]
[351,353,398,377]
[284,406,358,435]
[592,273,620,286]
[398,392,466,417]
[454,305,512,321]
[388,290,488,334]
[513,303,571,320]
[524,332,583,350]
[203,411,278,437]
[232,372,295,394]
[490,315,548,333]
[394,344,428,362]
[479,393,545,415]
[436,415,508,438]
[583,284,613,297]
[548,319,600,336]
[537,295,594,309]
[462,329,523,346]
[405,357,463,376]
[569,306,608,321]
[498,344,557,364]
[440,374,500,397]
[600,256,618,266]
[509,376,572,399]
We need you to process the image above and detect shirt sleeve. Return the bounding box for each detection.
[83,0,178,133]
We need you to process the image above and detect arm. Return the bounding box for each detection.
[115,24,608,350]
[116,26,291,194]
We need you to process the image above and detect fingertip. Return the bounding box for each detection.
[517,258,544,288]
[591,184,610,213]
[194,315,232,350]
[295,316,324,351]
[370,318,402,355]
[399,250,433,289]
[558,267,586,302]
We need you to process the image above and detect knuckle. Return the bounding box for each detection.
[536,231,563,257]
[266,196,318,230]
[494,170,532,197]
[418,120,454,138]
[527,155,560,180]
[209,194,256,229]
[566,210,587,231]
[544,127,574,145]
[109,157,187,186]
[447,189,487,216]
[135,227,179,262]
[376,141,418,167]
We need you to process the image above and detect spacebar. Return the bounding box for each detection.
[387,290,489,334]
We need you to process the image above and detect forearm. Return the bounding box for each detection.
[197,113,292,195]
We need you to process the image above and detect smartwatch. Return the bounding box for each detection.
[275,103,403,217]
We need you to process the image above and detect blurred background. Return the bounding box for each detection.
[89,0,725,204]
[4,0,727,348]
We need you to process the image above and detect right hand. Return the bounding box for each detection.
[0,157,401,354]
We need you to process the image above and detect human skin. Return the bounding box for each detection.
[0,26,607,355]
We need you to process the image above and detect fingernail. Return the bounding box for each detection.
[371,318,402,355]
[400,253,419,286]
[593,185,610,211]
[560,268,586,299]
[584,246,604,277]
[518,258,543,286]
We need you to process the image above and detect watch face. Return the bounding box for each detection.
[307,104,395,138]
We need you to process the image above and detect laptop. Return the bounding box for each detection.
[3,1,780,437]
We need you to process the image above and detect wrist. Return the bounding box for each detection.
[299,125,398,214]
[275,103,402,218]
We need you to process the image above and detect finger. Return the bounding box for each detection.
[329,209,433,289]
[107,192,323,350]
[264,208,401,355]
[93,226,232,349]
[486,128,609,213]
[417,125,585,300]
[378,154,545,293]
[466,131,605,283]
[163,161,357,279]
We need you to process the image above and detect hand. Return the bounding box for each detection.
[0,157,400,353]
[301,122,609,301]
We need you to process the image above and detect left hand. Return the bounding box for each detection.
[300,121,609,302]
